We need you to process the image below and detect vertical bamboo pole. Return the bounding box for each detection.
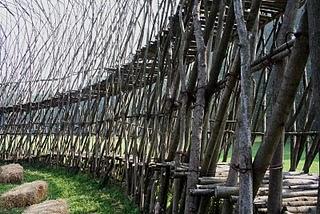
[307,0,320,212]
[185,0,207,213]
[252,10,309,196]
[267,1,300,212]
[234,0,253,212]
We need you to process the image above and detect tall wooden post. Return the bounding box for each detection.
[234,0,253,213]
[307,0,320,212]
[184,0,207,213]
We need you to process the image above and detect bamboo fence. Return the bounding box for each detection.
[0,0,319,213]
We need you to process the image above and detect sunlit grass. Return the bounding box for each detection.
[0,165,139,214]
[221,139,319,174]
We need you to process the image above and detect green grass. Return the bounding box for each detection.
[0,165,139,214]
[221,140,319,174]
[253,141,318,174]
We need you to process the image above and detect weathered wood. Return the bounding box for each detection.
[267,1,300,213]
[184,0,207,213]
[1,1,319,214]
[201,49,239,176]
[190,186,239,198]
[307,0,320,212]
[252,9,309,196]
[234,0,253,213]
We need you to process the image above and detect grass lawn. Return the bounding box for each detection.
[253,141,318,174]
[0,165,139,214]
[221,140,319,174]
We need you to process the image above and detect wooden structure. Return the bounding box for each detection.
[0,0,319,213]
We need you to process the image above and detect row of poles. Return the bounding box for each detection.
[0,0,319,213]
